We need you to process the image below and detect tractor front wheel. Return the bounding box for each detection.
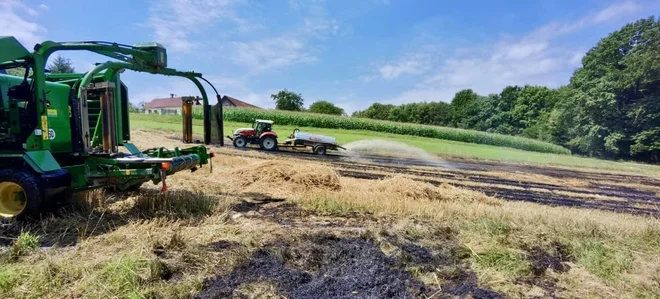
[0,169,43,220]
[260,136,278,151]
[233,136,248,148]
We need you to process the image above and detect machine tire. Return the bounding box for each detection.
[233,136,248,148]
[260,136,278,151]
[314,145,327,155]
[0,169,43,220]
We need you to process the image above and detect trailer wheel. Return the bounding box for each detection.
[0,169,43,220]
[314,145,327,155]
[260,136,278,151]
[233,136,248,148]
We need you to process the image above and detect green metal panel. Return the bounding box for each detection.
[23,150,61,173]
[123,143,141,155]
[62,165,87,188]
[44,81,73,153]
[0,36,31,62]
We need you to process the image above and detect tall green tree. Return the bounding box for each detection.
[309,100,345,115]
[271,89,304,111]
[450,89,486,128]
[47,55,75,74]
[352,103,396,120]
[557,16,660,160]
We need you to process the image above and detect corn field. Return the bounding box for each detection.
[192,108,571,155]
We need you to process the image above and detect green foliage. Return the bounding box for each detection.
[0,266,20,293]
[553,16,660,161]
[47,55,75,74]
[215,107,571,154]
[308,100,345,115]
[9,232,40,259]
[474,250,531,277]
[576,240,633,281]
[450,89,483,128]
[271,89,304,111]
[128,102,140,113]
[352,103,396,120]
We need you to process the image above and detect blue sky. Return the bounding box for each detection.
[2,0,658,113]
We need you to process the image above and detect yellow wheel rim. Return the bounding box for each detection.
[0,182,27,218]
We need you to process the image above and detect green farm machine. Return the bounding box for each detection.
[0,36,226,220]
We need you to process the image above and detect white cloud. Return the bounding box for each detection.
[379,52,431,80]
[359,75,374,83]
[592,0,640,23]
[383,1,645,105]
[0,0,46,48]
[230,36,316,74]
[145,0,256,53]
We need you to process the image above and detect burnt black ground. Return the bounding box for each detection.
[196,231,503,299]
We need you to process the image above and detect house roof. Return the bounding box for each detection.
[144,97,184,109]
[145,95,262,109]
[222,95,262,109]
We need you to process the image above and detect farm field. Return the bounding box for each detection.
[1,128,659,298]
[131,113,660,176]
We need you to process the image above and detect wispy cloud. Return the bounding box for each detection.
[226,0,338,74]
[0,0,47,48]
[145,0,258,53]
[383,1,645,105]
[230,36,317,74]
[379,52,433,80]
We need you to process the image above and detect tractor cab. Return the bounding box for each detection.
[254,119,274,135]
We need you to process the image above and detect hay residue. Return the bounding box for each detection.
[230,160,341,192]
[375,175,501,206]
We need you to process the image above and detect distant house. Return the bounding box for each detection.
[145,94,261,115]
[144,95,188,115]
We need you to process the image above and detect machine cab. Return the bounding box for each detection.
[254,119,274,137]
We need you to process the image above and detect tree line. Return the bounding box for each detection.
[351,16,660,163]
[270,89,346,116]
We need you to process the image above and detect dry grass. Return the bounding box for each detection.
[1,130,659,298]
[229,160,342,194]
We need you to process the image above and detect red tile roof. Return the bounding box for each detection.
[144,97,184,109]
[222,95,262,109]
[145,95,262,109]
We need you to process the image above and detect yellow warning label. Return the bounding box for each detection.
[125,170,131,175]
[41,115,49,140]
[48,109,58,116]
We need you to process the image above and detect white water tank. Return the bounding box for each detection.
[293,131,336,144]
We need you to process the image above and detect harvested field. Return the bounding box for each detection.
[1,129,659,299]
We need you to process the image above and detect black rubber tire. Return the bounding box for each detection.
[233,136,248,148]
[314,145,327,155]
[0,169,43,221]
[259,136,278,151]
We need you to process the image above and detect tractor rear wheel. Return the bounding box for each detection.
[0,169,43,220]
[233,136,248,148]
[260,136,278,151]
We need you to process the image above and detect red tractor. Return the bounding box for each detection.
[228,119,278,151]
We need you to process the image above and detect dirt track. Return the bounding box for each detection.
[216,145,660,217]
